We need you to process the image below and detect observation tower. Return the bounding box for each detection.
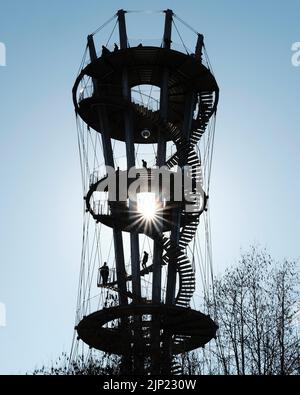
[72,9,219,375]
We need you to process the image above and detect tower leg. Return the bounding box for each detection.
[151,242,163,375]
[119,9,144,366]
[152,11,174,374]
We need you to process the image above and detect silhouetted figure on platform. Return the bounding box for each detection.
[114,43,119,52]
[142,159,147,169]
[100,262,109,285]
[101,45,111,57]
[141,251,149,270]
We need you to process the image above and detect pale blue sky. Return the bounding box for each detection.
[0,0,299,374]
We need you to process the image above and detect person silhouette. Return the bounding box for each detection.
[100,262,109,285]
[141,251,149,270]
[114,43,119,52]
[142,159,147,169]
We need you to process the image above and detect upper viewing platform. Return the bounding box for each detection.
[73,9,219,144]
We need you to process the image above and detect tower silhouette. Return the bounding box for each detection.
[72,9,219,375]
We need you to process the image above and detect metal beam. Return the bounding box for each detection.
[155,8,173,165]
[195,33,204,62]
[163,29,202,372]
[87,34,97,60]
[87,35,128,306]
[165,210,181,305]
[160,9,177,305]
[117,11,144,373]
[182,34,204,140]
[117,9,128,49]
[112,229,128,306]
[118,15,141,301]
[152,8,174,304]
[150,9,174,375]
[162,9,173,49]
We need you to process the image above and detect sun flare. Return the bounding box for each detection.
[137,192,157,221]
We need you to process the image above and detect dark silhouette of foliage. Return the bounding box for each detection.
[33,353,120,375]
[183,247,300,375]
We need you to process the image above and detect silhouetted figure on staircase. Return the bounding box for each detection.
[141,251,149,270]
[100,262,109,285]
[142,159,147,169]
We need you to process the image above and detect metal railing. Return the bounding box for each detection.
[77,80,160,114]
[93,199,110,216]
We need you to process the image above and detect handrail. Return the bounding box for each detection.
[77,81,160,112]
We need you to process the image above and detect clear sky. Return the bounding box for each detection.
[0,0,299,374]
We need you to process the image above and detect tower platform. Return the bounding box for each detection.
[76,304,218,355]
[86,169,207,234]
[73,46,218,143]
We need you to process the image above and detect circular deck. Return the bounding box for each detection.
[76,304,218,355]
[73,46,218,143]
[85,170,206,233]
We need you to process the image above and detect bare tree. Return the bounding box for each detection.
[33,352,120,375]
[184,247,300,375]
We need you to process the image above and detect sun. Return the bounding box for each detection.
[137,192,157,221]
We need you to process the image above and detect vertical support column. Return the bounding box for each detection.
[182,34,204,139]
[155,8,173,166]
[195,33,204,63]
[117,10,144,375]
[165,33,204,306]
[165,215,180,304]
[117,9,128,49]
[117,9,141,302]
[163,32,204,374]
[151,9,173,375]
[162,9,173,49]
[87,35,128,306]
[152,8,173,306]
[163,8,178,306]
